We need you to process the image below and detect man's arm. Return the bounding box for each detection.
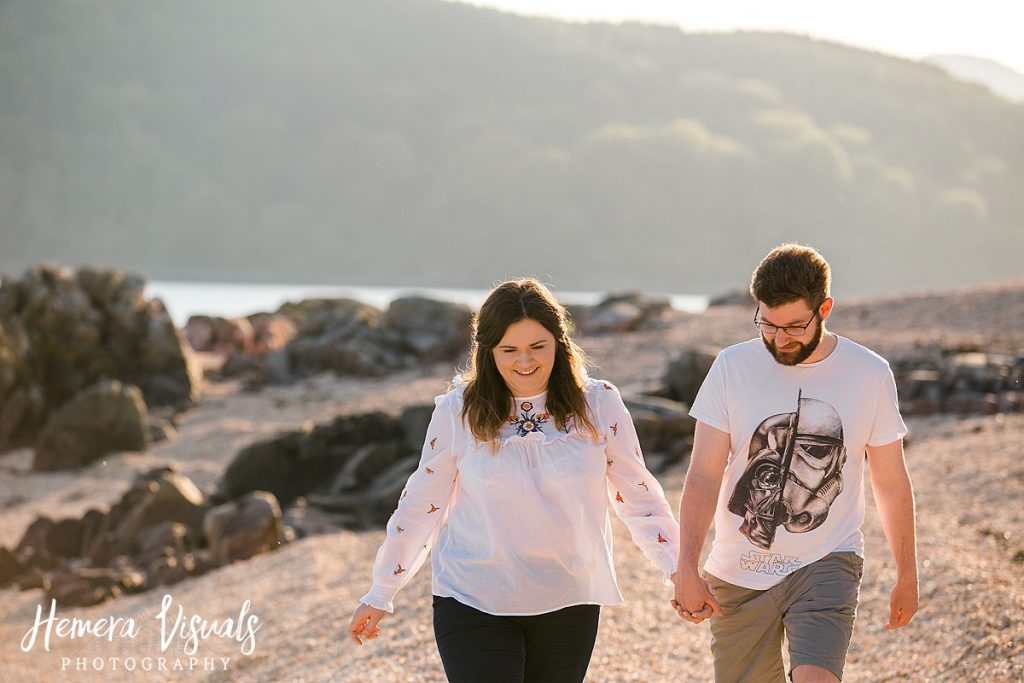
[866,438,919,630]
[673,421,731,623]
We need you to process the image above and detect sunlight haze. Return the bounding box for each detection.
[450,0,1024,74]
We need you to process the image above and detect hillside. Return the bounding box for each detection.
[1,0,1022,295]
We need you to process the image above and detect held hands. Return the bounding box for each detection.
[671,570,722,624]
[884,576,919,631]
[348,603,388,645]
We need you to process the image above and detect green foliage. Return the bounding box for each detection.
[1,0,1021,295]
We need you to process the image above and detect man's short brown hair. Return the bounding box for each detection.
[750,243,831,308]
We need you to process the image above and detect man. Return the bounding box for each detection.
[673,244,918,682]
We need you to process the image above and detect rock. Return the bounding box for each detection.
[148,417,177,443]
[44,518,84,558]
[0,546,26,588]
[327,440,413,494]
[287,325,410,377]
[15,516,55,554]
[398,404,435,453]
[135,521,190,569]
[114,468,207,546]
[220,411,404,506]
[33,379,150,471]
[359,455,421,526]
[579,292,674,334]
[263,348,292,384]
[308,454,419,528]
[184,315,217,352]
[45,568,145,607]
[584,301,646,333]
[623,393,696,470]
[78,508,108,560]
[662,346,719,406]
[382,297,473,360]
[0,266,200,453]
[708,288,755,307]
[249,314,297,355]
[282,497,356,537]
[221,429,310,506]
[277,297,381,337]
[16,567,49,592]
[203,491,283,566]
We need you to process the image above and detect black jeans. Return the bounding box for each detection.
[432,595,600,683]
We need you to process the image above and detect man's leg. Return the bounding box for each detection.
[705,572,787,683]
[780,552,864,682]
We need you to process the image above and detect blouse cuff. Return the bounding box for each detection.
[654,551,679,585]
[359,588,396,613]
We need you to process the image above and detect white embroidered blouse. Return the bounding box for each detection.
[359,378,680,616]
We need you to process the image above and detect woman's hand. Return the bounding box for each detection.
[347,603,388,645]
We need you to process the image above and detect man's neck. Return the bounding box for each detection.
[800,330,838,365]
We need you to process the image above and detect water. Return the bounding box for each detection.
[145,280,709,327]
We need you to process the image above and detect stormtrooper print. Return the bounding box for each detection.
[727,390,847,550]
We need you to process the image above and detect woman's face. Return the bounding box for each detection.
[492,318,557,397]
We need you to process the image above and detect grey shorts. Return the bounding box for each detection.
[704,551,864,682]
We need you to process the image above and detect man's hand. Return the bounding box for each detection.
[347,603,388,645]
[884,577,919,630]
[671,570,722,624]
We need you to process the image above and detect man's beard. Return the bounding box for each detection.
[762,320,824,366]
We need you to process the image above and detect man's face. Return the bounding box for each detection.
[757,299,826,366]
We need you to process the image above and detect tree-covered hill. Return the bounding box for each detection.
[1,0,1021,295]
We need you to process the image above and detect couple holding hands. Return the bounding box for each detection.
[347,244,918,683]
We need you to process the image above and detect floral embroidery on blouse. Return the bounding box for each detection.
[615,491,624,503]
[428,504,440,513]
[393,563,405,575]
[430,437,437,449]
[610,423,618,436]
[657,533,668,543]
[638,481,649,492]
[509,401,550,436]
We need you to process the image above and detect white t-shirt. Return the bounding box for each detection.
[360,378,680,615]
[689,335,907,590]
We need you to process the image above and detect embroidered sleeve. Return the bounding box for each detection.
[600,381,680,582]
[359,391,460,612]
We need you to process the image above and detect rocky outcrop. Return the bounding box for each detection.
[0,264,200,458]
[892,347,1024,415]
[655,343,1024,418]
[33,380,150,471]
[708,288,755,307]
[571,292,676,334]
[0,466,278,607]
[204,491,283,565]
[623,393,697,473]
[659,346,719,406]
[206,295,472,385]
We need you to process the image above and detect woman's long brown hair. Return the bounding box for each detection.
[460,278,598,446]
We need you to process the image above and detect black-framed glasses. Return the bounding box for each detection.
[753,307,820,337]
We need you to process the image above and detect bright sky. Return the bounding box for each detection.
[451,0,1024,75]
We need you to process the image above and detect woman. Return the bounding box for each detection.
[347,278,679,682]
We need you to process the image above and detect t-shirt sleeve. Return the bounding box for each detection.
[867,365,908,447]
[687,351,730,433]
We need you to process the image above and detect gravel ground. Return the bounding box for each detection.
[1,281,1021,682]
